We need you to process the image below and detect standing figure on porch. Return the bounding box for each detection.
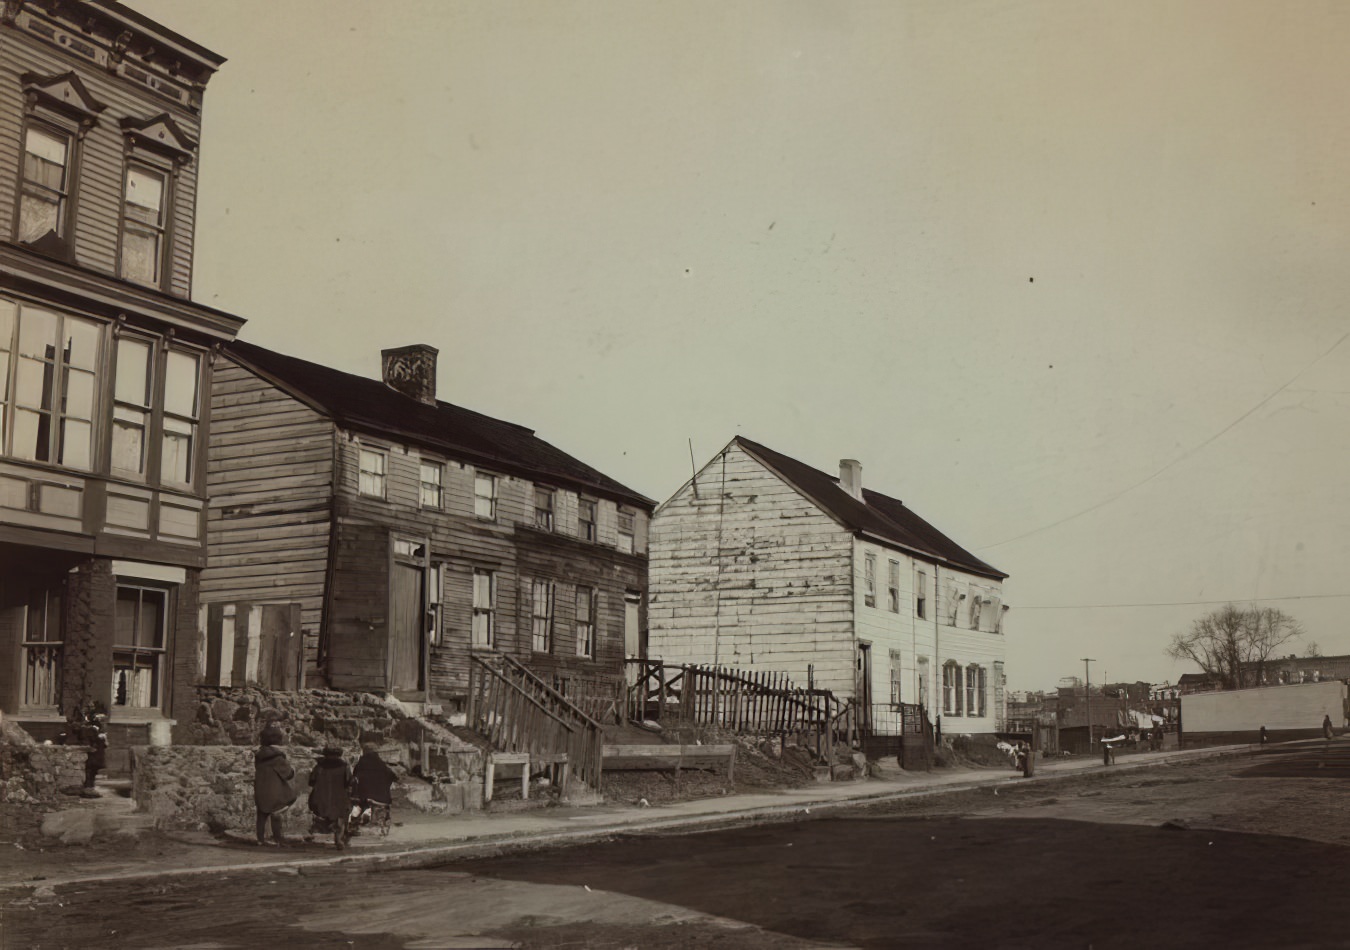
[308,747,353,849]
[253,723,296,846]
[61,703,109,799]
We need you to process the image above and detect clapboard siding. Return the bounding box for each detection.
[201,359,333,678]
[649,442,855,694]
[0,20,203,293]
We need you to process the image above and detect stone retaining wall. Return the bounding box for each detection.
[183,686,413,748]
[1,745,89,804]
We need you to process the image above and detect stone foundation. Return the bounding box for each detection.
[183,686,415,748]
[1,745,90,804]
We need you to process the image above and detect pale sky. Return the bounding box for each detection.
[131,0,1350,691]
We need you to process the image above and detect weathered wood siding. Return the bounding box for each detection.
[853,540,1007,732]
[327,432,648,704]
[648,442,855,694]
[0,17,205,295]
[201,359,333,679]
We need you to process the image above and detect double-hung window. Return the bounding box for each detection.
[943,660,963,716]
[575,586,596,658]
[18,125,70,244]
[113,585,167,709]
[863,554,877,608]
[617,508,635,554]
[966,664,979,716]
[0,299,100,470]
[111,336,152,477]
[578,498,597,542]
[887,560,900,613]
[531,580,554,653]
[21,583,63,708]
[915,570,928,620]
[358,448,386,498]
[120,165,167,286]
[475,473,497,520]
[534,486,554,531]
[161,350,200,485]
[419,461,443,508]
[472,570,496,648]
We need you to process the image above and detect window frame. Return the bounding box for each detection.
[886,559,900,613]
[578,497,597,542]
[20,582,64,709]
[419,460,444,509]
[617,507,635,554]
[358,447,387,499]
[943,660,963,717]
[118,159,171,288]
[112,582,169,711]
[0,297,102,471]
[915,570,927,620]
[158,346,201,487]
[16,120,73,245]
[575,585,596,659]
[472,569,496,649]
[534,486,554,531]
[474,472,497,520]
[863,553,876,608]
[966,663,979,716]
[531,579,554,653]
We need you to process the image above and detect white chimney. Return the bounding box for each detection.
[839,459,863,501]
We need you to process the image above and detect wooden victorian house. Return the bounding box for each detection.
[649,437,1010,735]
[200,341,652,715]
[0,2,241,751]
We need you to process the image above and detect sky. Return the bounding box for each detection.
[131,0,1350,692]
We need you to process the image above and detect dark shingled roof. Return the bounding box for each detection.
[733,437,1006,580]
[224,340,653,509]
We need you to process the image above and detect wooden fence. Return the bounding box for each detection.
[468,653,605,790]
[625,659,871,762]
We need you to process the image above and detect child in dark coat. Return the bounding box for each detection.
[349,744,399,834]
[253,724,296,846]
[308,747,352,849]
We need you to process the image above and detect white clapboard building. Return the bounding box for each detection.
[648,437,1010,734]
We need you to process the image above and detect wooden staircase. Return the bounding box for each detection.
[467,654,605,798]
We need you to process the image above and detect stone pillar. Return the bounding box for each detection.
[62,558,115,715]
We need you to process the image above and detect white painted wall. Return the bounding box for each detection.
[1183,681,1347,733]
[648,442,855,693]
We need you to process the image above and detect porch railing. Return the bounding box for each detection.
[468,653,605,790]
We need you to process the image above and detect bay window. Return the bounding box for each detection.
[111,336,152,477]
[161,349,199,485]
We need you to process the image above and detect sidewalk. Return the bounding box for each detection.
[1,743,1249,893]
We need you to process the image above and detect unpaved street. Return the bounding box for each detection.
[5,754,1349,949]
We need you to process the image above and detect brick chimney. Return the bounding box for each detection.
[839,459,863,501]
[381,344,439,405]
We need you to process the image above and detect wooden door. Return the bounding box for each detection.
[857,642,873,733]
[389,563,423,693]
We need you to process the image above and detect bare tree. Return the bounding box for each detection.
[1167,604,1303,689]
[1304,641,1322,658]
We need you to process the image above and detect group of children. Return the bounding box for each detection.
[252,724,399,849]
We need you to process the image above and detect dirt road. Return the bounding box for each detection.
[4,755,1348,949]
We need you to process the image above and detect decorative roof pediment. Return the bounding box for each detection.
[120,113,197,162]
[20,70,107,123]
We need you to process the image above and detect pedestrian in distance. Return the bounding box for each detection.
[309,746,353,849]
[1259,725,1269,746]
[254,723,297,846]
[1323,715,1334,740]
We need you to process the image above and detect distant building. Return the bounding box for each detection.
[648,437,1009,734]
[1245,654,1350,687]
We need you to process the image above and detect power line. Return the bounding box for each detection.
[976,327,1350,552]
[1016,593,1350,611]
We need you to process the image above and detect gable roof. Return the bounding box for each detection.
[733,437,1006,580]
[224,340,653,510]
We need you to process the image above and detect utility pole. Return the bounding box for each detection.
[1082,658,1096,750]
